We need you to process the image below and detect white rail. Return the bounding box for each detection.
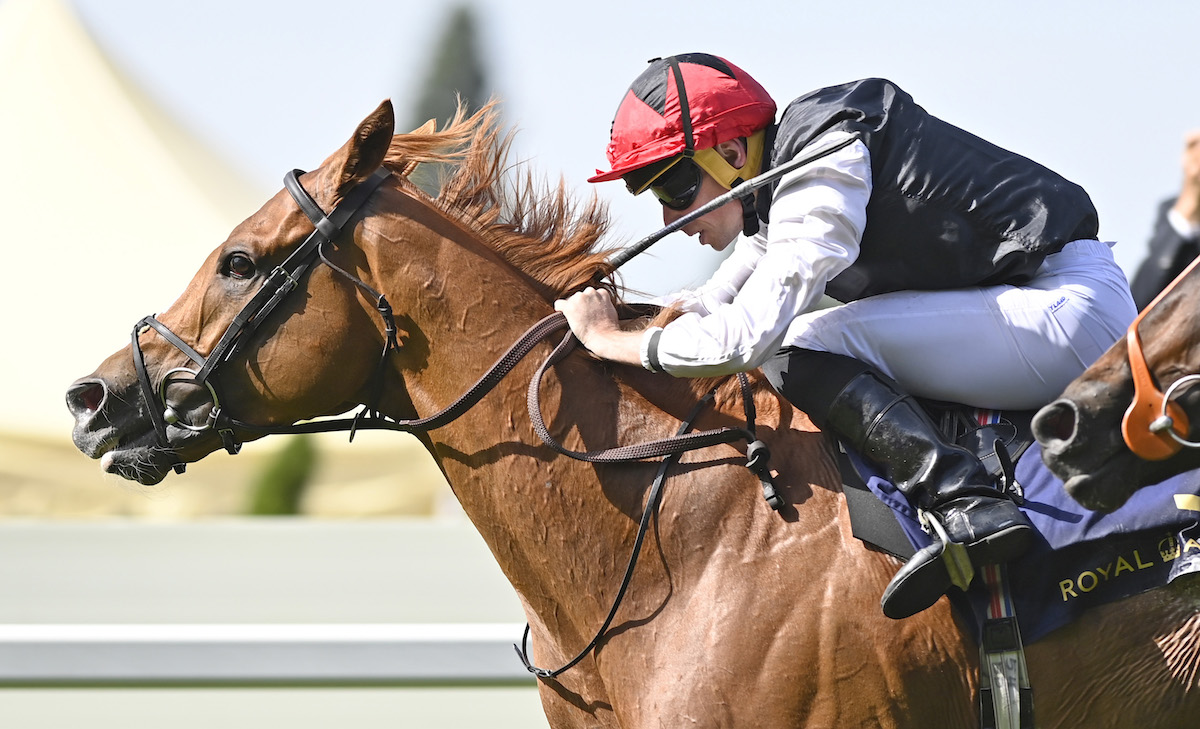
[0,521,536,686]
[0,623,531,684]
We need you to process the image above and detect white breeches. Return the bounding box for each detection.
[784,239,1138,410]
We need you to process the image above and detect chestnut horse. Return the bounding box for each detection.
[67,101,1200,728]
[1034,256,1200,512]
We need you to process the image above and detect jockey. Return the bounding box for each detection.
[556,53,1138,619]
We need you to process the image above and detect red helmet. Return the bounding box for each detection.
[589,53,777,184]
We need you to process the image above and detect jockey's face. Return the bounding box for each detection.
[660,172,744,251]
[659,139,749,251]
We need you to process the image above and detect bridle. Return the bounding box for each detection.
[127,159,782,680]
[1121,254,1200,460]
[130,167,394,472]
[128,166,780,497]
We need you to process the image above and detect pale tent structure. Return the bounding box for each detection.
[0,0,448,517]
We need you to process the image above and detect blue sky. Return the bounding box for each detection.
[69,0,1200,294]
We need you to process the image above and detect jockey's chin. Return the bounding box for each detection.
[698,227,738,251]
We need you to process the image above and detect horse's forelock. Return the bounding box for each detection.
[381,103,618,301]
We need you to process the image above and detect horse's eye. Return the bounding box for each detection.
[224,253,256,280]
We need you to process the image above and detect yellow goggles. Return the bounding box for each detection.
[627,156,702,210]
[622,130,767,211]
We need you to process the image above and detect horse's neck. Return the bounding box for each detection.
[364,212,849,647]
[362,211,636,570]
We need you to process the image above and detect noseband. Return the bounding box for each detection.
[1122,255,1200,460]
[126,164,779,546]
[124,162,782,679]
[130,167,393,472]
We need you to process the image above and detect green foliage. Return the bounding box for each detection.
[246,433,318,516]
[409,5,488,128]
[407,5,491,195]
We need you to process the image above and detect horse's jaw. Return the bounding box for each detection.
[71,417,183,487]
[1034,393,1200,512]
[1057,462,1140,513]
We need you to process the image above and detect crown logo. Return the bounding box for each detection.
[1160,535,1182,563]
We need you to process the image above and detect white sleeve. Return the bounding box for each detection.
[641,130,871,377]
[653,235,767,315]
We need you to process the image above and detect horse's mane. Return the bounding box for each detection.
[378,103,780,414]
[382,102,617,301]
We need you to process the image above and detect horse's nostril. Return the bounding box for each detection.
[1033,400,1078,444]
[66,380,107,417]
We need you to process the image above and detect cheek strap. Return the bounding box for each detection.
[1122,322,1190,460]
[1120,253,1200,460]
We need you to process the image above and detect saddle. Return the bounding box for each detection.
[840,400,1036,562]
[840,399,1200,644]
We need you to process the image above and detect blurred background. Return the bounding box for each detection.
[2,0,1200,725]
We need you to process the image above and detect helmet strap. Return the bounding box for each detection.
[667,57,696,155]
[740,193,760,236]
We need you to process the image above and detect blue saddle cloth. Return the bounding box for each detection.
[852,443,1200,643]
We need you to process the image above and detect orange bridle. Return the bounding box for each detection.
[1121,255,1200,459]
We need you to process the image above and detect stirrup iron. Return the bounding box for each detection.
[920,509,975,591]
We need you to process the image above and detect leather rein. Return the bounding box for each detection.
[1121,254,1200,459]
[129,165,782,679]
[131,166,780,480]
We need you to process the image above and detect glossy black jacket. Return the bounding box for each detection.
[757,78,1099,302]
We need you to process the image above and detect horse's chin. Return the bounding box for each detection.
[77,420,209,486]
[99,444,180,485]
[1039,422,1144,512]
[1048,438,1199,513]
[1062,470,1138,513]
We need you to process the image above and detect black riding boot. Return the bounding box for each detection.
[763,348,1034,619]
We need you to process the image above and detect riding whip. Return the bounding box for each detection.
[606,132,863,272]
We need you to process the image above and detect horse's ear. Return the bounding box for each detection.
[330,99,395,198]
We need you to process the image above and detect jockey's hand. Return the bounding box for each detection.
[554,288,643,367]
[556,287,618,342]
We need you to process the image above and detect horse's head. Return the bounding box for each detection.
[66,101,402,484]
[1033,257,1200,511]
[68,97,620,486]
